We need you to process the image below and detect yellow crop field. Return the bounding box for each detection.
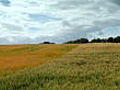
[0,44,78,77]
[1,43,120,90]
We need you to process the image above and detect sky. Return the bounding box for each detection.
[0,0,120,44]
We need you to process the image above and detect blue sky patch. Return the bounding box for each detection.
[0,0,11,6]
[29,14,62,23]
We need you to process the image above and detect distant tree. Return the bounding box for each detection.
[107,37,114,43]
[42,41,55,44]
[101,39,107,43]
[91,38,102,43]
[73,39,80,44]
[51,43,55,44]
[91,39,97,43]
[91,38,107,43]
[64,36,120,44]
[114,36,120,43]
[96,38,102,43]
[64,41,74,44]
[79,38,89,43]
[43,42,50,44]
[64,38,89,44]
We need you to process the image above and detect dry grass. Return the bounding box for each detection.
[0,44,78,77]
[1,43,120,90]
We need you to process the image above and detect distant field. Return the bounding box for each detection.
[1,43,120,90]
[0,44,78,77]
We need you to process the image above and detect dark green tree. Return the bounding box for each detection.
[107,37,114,43]
[79,38,89,43]
[114,36,120,43]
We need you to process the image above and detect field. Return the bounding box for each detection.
[0,43,120,90]
[0,44,78,77]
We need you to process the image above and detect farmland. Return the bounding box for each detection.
[0,44,78,77]
[0,43,120,90]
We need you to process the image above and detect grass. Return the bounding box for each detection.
[0,43,120,90]
[0,44,78,77]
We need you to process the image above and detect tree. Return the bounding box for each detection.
[64,36,120,44]
[114,36,120,43]
[91,39,97,43]
[64,38,89,44]
[91,38,102,43]
[79,38,89,43]
[107,37,114,43]
[64,41,73,44]
[42,41,55,44]
[43,42,51,44]
[101,39,107,43]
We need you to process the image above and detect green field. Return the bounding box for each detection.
[0,43,120,90]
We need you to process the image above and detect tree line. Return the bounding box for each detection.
[64,36,120,44]
[40,41,55,44]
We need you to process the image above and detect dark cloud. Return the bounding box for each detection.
[111,0,120,5]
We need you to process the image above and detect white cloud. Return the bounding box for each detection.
[0,0,120,44]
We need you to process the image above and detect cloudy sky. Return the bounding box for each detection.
[0,0,120,44]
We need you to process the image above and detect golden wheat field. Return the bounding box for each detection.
[0,44,78,77]
[1,43,120,90]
